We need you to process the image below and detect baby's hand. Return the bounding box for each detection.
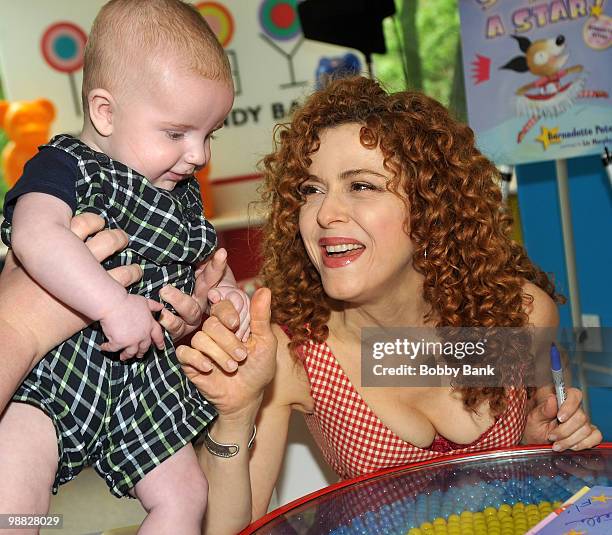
[203,250,251,342]
[99,294,165,360]
[209,284,251,342]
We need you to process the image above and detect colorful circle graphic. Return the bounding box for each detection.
[40,22,87,73]
[259,0,301,41]
[196,2,234,48]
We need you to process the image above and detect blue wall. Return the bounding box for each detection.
[516,154,612,439]
[516,155,612,328]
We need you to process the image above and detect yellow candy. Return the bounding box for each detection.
[484,507,497,517]
[421,522,434,535]
[407,529,422,535]
[448,515,460,524]
[512,502,525,511]
[499,504,512,514]
[433,517,447,526]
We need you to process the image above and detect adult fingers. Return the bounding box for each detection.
[191,327,243,373]
[158,309,186,341]
[557,388,582,423]
[176,345,213,374]
[84,228,129,262]
[552,421,594,452]
[549,409,588,444]
[566,425,603,451]
[69,212,105,239]
[249,288,272,339]
[223,290,249,337]
[160,285,201,326]
[200,248,228,290]
[108,264,143,288]
[536,393,559,423]
[209,299,240,331]
[202,315,248,362]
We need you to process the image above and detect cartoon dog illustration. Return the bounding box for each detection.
[501,35,607,143]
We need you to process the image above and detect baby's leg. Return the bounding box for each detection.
[0,402,58,525]
[133,444,208,535]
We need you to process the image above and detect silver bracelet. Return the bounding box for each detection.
[203,424,256,458]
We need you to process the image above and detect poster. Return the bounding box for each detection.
[458,0,612,165]
[0,0,363,183]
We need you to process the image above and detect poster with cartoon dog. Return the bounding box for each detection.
[458,0,611,165]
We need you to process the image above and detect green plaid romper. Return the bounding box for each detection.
[1,135,217,497]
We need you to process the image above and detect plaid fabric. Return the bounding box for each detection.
[4,135,217,497]
[301,340,528,480]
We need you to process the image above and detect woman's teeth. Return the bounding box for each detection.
[325,244,364,255]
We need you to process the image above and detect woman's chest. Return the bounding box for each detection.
[320,337,496,448]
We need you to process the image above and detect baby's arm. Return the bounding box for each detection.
[11,193,164,359]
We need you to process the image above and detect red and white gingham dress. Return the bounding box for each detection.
[300,339,528,480]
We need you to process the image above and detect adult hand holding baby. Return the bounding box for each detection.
[0,213,141,412]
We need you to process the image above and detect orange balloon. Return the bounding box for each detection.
[0,98,56,187]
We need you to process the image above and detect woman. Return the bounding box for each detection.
[176,76,602,534]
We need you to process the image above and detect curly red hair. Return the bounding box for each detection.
[259,76,561,414]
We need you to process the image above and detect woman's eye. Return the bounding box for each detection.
[166,131,184,141]
[351,182,378,192]
[298,184,322,196]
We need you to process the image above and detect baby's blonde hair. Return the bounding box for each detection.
[82,0,232,111]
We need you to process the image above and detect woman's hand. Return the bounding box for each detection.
[176,288,277,418]
[523,387,602,451]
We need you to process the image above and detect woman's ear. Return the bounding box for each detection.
[86,88,114,137]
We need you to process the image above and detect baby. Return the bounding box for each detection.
[0,1,244,533]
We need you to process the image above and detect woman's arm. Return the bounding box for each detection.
[177,292,297,533]
[198,387,292,534]
[521,282,602,450]
[0,213,141,413]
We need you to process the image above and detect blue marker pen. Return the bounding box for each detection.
[550,343,566,408]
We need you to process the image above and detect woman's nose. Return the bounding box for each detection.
[316,192,349,227]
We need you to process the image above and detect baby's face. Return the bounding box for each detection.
[107,62,233,190]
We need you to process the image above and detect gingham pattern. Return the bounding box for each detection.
[4,135,217,497]
[301,340,528,480]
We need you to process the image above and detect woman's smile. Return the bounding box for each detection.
[319,237,365,268]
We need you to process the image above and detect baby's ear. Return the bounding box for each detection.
[0,100,9,128]
[86,88,114,136]
[35,99,56,122]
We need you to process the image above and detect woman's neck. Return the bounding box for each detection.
[328,285,431,341]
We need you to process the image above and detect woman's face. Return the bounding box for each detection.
[298,123,417,304]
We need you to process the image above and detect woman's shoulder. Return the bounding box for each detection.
[269,324,313,412]
[522,281,559,328]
